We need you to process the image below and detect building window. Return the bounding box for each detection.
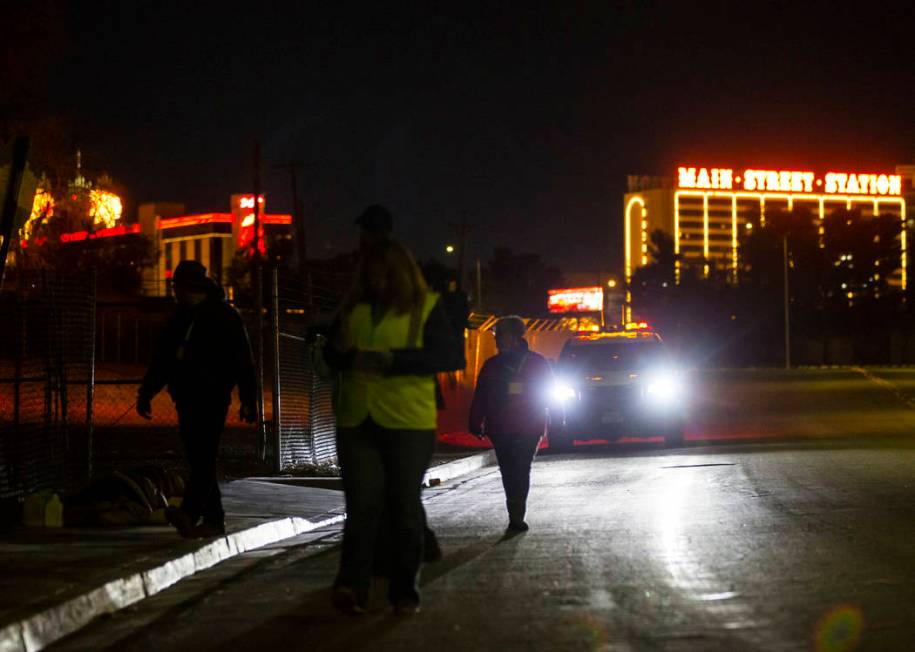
[179,240,187,262]
[194,239,202,261]
[165,240,173,272]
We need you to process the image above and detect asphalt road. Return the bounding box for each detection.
[53,369,915,651]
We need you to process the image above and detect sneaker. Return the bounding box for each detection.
[392,597,421,616]
[331,586,367,616]
[165,506,198,538]
[506,519,529,533]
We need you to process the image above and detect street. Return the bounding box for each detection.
[53,369,915,651]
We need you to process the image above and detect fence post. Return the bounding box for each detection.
[271,266,282,472]
[309,337,319,464]
[86,270,97,479]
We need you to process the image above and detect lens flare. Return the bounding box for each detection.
[815,604,863,652]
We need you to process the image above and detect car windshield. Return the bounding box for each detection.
[559,340,664,372]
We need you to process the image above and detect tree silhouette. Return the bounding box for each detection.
[483,246,564,316]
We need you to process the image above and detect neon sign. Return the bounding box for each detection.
[678,166,902,197]
[548,287,604,314]
[238,195,265,209]
[22,223,140,247]
[158,214,234,230]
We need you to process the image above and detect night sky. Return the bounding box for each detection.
[7,1,915,274]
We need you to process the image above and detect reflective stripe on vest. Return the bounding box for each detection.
[337,291,440,430]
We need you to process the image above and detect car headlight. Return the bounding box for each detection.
[550,382,577,403]
[643,373,683,404]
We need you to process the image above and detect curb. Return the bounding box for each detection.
[422,449,497,487]
[248,449,498,490]
[0,449,497,652]
[0,513,344,652]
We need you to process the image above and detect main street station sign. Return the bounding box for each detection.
[677,166,902,196]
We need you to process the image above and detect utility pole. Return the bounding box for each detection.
[783,234,791,370]
[252,141,266,460]
[475,256,483,311]
[273,161,306,274]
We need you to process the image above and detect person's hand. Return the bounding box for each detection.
[354,350,392,374]
[137,395,152,420]
[239,402,257,424]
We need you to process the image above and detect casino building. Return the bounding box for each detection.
[624,165,909,290]
[138,194,292,296]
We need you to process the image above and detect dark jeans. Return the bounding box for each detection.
[335,418,435,604]
[176,400,229,526]
[489,432,541,522]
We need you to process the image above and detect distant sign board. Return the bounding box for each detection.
[677,166,902,197]
[548,286,603,314]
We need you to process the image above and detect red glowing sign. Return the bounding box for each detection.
[238,214,292,255]
[22,224,140,247]
[238,195,265,209]
[548,287,604,313]
[158,214,234,230]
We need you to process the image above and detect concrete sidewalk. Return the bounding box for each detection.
[0,449,495,652]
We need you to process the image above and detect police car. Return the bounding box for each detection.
[548,325,686,450]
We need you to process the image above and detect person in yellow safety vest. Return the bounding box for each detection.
[323,239,461,616]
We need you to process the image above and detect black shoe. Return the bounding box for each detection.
[165,506,198,538]
[506,519,529,533]
[391,597,421,616]
[332,586,367,616]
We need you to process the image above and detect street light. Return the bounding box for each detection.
[607,279,617,289]
[445,244,455,254]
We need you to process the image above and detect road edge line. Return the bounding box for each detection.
[3,513,344,652]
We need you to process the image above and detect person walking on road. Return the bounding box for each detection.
[352,204,446,567]
[323,239,459,616]
[136,260,257,538]
[469,316,553,533]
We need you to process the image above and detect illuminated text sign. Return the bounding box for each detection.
[548,287,604,314]
[677,166,902,196]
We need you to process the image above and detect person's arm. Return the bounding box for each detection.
[136,316,180,419]
[468,360,493,437]
[387,299,458,375]
[531,354,560,428]
[138,317,178,402]
[321,315,356,370]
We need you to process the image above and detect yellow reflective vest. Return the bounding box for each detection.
[336,291,440,430]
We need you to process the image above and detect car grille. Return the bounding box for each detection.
[581,384,637,410]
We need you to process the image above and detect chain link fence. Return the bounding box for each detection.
[0,272,94,501]
[0,263,346,505]
[272,271,340,470]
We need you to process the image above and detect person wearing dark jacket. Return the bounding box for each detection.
[137,260,257,538]
[469,316,553,532]
[323,239,458,616]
